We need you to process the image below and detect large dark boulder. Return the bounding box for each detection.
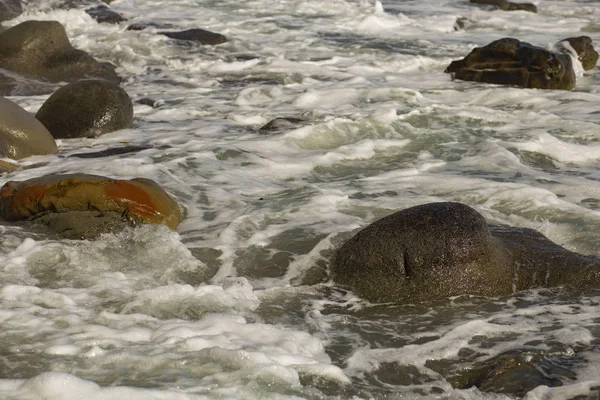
[0,20,119,95]
[0,97,58,160]
[161,28,227,45]
[332,202,599,303]
[445,38,576,90]
[35,79,133,139]
[0,0,22,22]
[554,36,599,71]
[0,174,182,238]
[470,0,537,13]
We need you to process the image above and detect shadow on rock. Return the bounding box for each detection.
[332,202,600,303]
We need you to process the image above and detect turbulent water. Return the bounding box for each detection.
[1,0,599,398]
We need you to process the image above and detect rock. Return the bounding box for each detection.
[67,145,151,158]
[0,20,119,94]
[126,21,175,31]
[554,36,599,71]
[332,202,600,303]
[0,174,183,238]
[445,38,576,90]
[85,5,127,24]
[161,28,227,45]
[0,0,22,22]
[0,97,58,160]
[258,117,305,133]
[469,0,537,13]
[448,349,573,397]
[35,79,133,139]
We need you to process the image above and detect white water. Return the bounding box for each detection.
[1,0,599,398]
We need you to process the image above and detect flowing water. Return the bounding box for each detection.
[1,0,599,398]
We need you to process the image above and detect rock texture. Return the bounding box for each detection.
[554,36,599,71]
[35,79,133,139]
[445,38,576,90]
[0,174,183,238]
[0,97,58,160]
[332,202,599,303]
[0,20,119,95]
[470,0,537,12]
[162,28,227,45]
[85,4,127,24]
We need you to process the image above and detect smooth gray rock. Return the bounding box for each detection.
[332,202,599,303]
[36,79,133,139]
[0,97,58,160]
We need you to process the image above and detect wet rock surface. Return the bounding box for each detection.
[0,174,183,238]
[445,38,576,90]
[0,97,58,160]
[85,4,127,24]
[161,28,227,45]
[332,202,600,303]
[554,36,599,71]
[35,79,134,139]
[0,21,119,95]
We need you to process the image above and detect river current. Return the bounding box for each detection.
[1,0,599,398]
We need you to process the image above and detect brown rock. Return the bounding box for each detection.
[35,79,133,139]
[332,202,600,303]
[0,174,182,233]
[445,38,576,90]
[0,97,58,160]
[162,28,227,45]
[0,20,119,95]
[555,36,599,71]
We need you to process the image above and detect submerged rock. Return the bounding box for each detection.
[85,4,127,24]
[161,28,227,45]
[0,174,183,238]
[258,117,306,133]
[332,202,599,303]
[35,79,133,139]
[554,36,599,71]
[448,349,573,397]
[469,0,537,12]
[445,38,576,90]
[0,20,119,95]
[0,97,58,160]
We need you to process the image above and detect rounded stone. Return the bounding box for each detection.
[0,174,183,233]
[36,79,133,139]
[0,20,119,91]
[0,97,58,160]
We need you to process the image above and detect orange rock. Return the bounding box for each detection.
[0,174,182,230]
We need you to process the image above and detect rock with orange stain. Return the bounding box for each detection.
[0,174,182,238]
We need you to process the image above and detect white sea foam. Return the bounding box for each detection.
[0,0,599,398]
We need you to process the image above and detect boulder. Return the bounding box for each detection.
[0,20,119,95]
[0,174,182,238]
[35,79,133,139]
[161,28,227,45]
[469,0,537,12]
[332,202,600,303]
[0,0,22,22]
[85,4,127,24]
[0,97,58,160]
[445,38,576,90]
[554,36,598,71]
